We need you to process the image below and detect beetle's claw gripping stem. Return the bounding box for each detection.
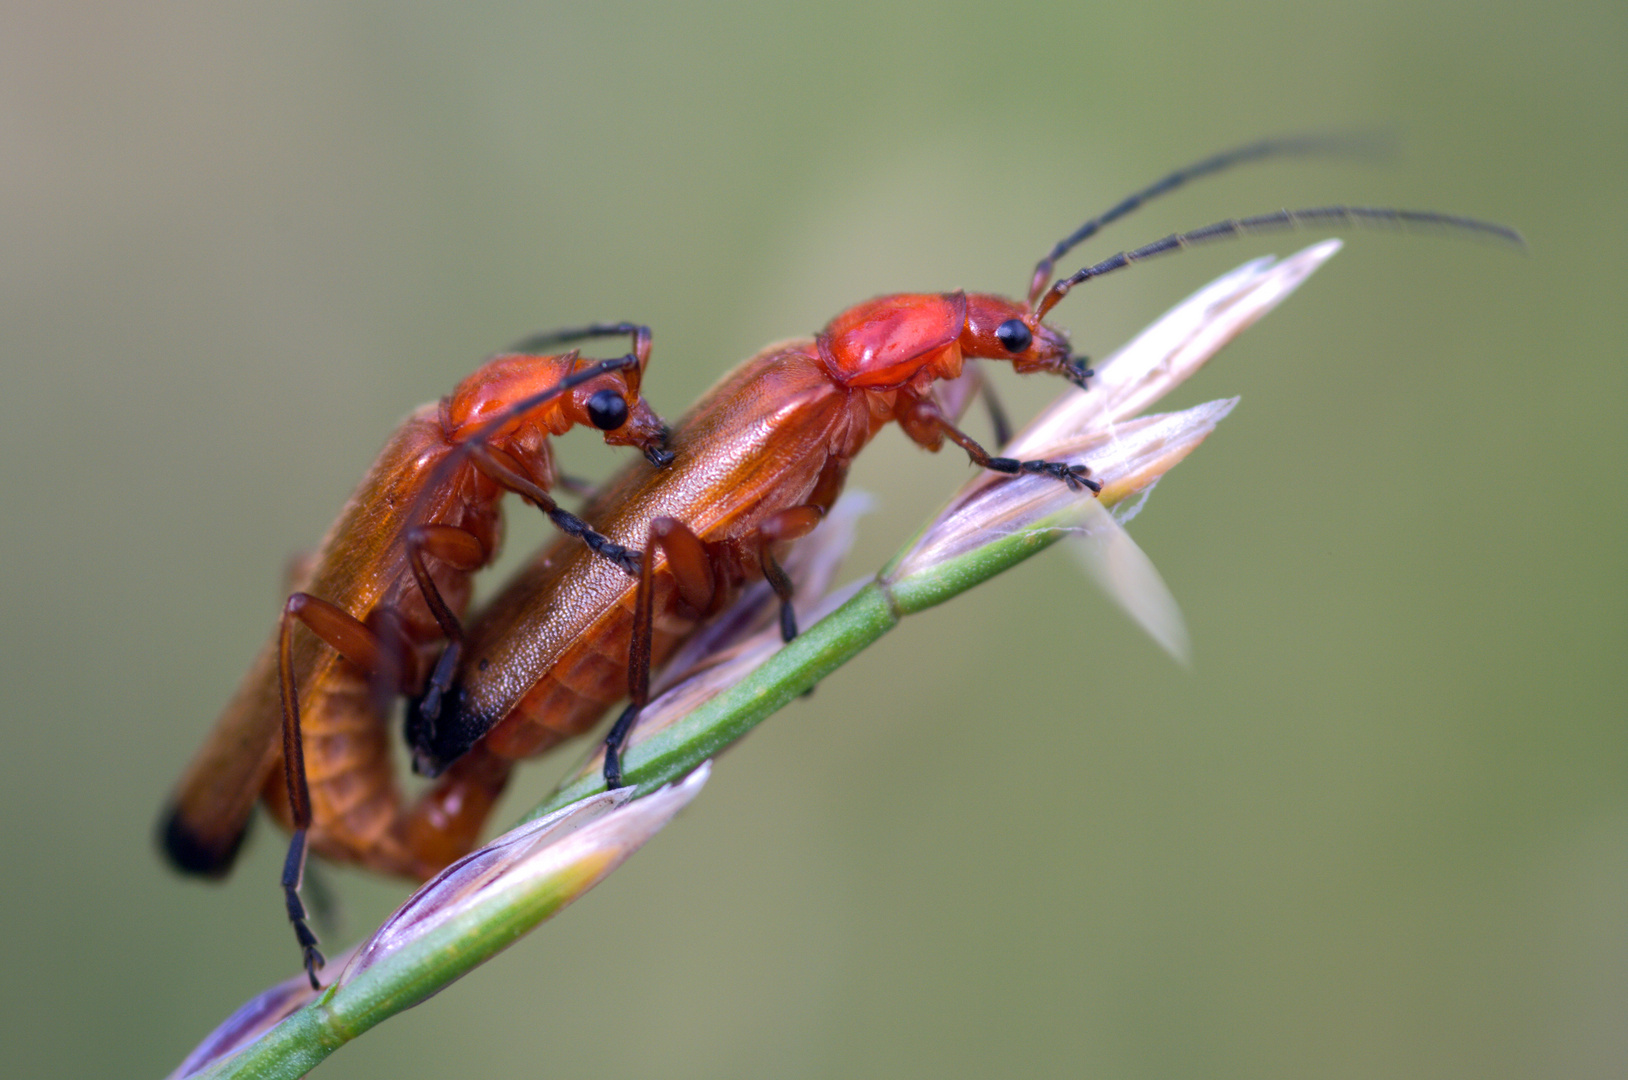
[300,941,326,991]
[282,829,326,989]
[287,895,326,990]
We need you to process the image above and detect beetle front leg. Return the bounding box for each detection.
[469,443,644,576]
[904,395,1101,493]
[980,454,1101,493]
[941,365,1014,447]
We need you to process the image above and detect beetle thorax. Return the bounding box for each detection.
[816,292,970,390]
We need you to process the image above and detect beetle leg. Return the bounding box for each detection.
[280,828,323,989]
[552,472,597,501]
[759,541,798,642]
[759,505,828,698]
[405,524,487,726]
[979,454,1101,492]
[276,592,427,987]
[601,541,657,789]
[468,443,644,577]
[981,375,1013,448]
[277,596,361,986]
[652,516,716,615]
[907,394,1102,493]
[603,516,722,788]
[757,505,823,642]
[362,605,418,718]
[955,367,1014,447]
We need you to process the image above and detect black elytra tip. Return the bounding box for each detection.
[158,804,251,878]
[404,681,493,777]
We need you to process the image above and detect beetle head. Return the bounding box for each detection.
[447,352,671,465]
[959,293,1087,385]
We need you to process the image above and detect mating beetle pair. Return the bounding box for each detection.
[160,136,1520,986]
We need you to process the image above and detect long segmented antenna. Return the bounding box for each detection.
[1033,206,1525,321]
[1026,134,1389,308]
[505,323,654,394]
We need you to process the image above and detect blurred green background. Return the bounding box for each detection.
[2,2,1623,1077]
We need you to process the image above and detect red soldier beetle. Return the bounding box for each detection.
[404,142,1518,801]
[159,324,673,987]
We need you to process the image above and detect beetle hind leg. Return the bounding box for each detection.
[276,593,419,986]
[281,829,326,989]
[603,516,724,789]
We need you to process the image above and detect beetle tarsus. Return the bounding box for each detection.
[602,702,641,789]
[282,829,325,989]
[547,507,643,576]
[297,930,325,992]
[986,456,1101,492]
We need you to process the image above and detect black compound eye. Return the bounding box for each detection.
[586,388,629,431]
[995,318,1033,354]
